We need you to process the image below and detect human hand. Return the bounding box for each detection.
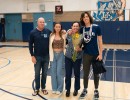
[32,56,36,64]
[75,46,82,52]
[117,10,123,16]
[67,29,72,35]
[96,54,102,61]
[62,29,66,34]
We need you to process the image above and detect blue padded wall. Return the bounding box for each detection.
[94,21,130,44]
[1,21,130,43]
[22,22,33,42]
[126,22,130,44]
[53,22,72,31]
[61,22,72,31]
[0,23,2,41]
[62,21,130,44]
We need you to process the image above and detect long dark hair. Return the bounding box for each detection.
[80,11,93,26]
[52,22,63,38]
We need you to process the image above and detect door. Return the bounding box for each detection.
[33,12,53,31]
[5,14,22,41]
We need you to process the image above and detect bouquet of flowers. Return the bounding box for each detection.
[72,33,82,62]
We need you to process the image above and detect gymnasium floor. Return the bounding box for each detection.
[0,42,130,100]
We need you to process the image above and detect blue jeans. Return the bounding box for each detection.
[51,51,64,92]
[34,55,49,90]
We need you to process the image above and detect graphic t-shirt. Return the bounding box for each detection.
[80,24,102,55]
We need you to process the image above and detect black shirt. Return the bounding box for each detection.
[29,28,51,57]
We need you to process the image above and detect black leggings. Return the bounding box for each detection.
[83,54,99,89]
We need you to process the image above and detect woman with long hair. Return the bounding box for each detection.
[49,22,66,94]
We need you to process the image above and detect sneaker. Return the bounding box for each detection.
[73,90,78,96]
[66,90,70,97]
[80,89,87,99]
[32,90,39,96]
[56,91,61,95]
[52,91,56,94]
[94,90,99,99]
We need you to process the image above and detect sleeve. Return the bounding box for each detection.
[97,25,102,36]
[48,29,52,35]
[65,32,69,45]
[79,27,83,34]
[66,33,69,44]
[46,28,52,36]
[79,27,85,48]
[49,34,54,61]
[28,32,34,56]
[49,35,52,61]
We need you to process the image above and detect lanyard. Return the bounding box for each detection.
[83,24,92,43]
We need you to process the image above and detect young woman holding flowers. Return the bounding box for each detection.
[49,22,66,95]
[65,22,82,97]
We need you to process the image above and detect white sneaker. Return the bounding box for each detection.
[52,91,56,94]
[56,91,61,95]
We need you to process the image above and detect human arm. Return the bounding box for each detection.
[31,56,36,64]
[117,0,126,16]
[29,32,36,64]
[67,29,73,35]
[96,35,103,61]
